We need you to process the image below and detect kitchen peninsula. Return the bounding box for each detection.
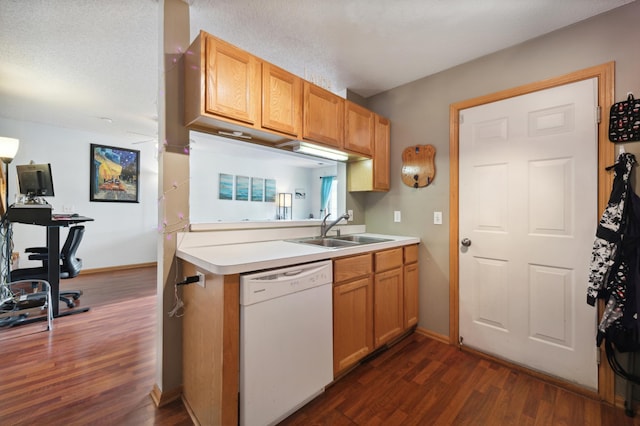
[176,221,419,425]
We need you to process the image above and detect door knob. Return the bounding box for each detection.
[461,238,472,247]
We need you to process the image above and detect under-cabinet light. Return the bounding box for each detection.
[218,130,252,140]
[292,142,348,162]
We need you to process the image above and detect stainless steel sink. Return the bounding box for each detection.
[287,235,392,248]
[334,235,392,244]
[287,237,360,248]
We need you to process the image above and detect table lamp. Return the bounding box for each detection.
[277,193,292,220]
[0,137,19,213]
[0,136,19,285]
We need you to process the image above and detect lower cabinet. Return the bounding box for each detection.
[333,244,419,377]
[373,248,404,348]
[333,275,373,374]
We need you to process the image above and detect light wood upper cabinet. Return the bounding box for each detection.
[373,115,390,190]
[204,34,261,125]
[303,81,344,149]
[347,113,390,192]
[344,100,374,156]
[185,31,392,167]
[262,63,302,137]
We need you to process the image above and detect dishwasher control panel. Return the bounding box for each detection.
[239,260,332,306]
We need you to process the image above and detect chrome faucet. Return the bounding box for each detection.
[320,212,350,238]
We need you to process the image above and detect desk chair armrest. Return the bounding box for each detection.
[25,247,48,254]
[27,250,63,262]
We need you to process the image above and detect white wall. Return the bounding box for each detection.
[0,118,346,269]
[0,117,158,270]
[189,133,339,222]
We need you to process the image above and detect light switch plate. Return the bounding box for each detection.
[434,211,443,225]
[394,211,401,222]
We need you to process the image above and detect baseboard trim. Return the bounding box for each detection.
[614,394,636,414]
[415,327,450,345]
[182,395,201,426]
[81,262,157,275]
[414,327,602,401]
[150,384,182,408]
[460,345,599,401]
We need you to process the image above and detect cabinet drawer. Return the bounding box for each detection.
[334,253,372,283]
[374,248,403,273]
[404,244,418,264]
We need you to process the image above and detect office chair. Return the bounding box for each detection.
[11,225,85,309]
[0,279,53,330]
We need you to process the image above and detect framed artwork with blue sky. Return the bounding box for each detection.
[90,144,140,202]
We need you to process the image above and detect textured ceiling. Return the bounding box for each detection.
[0,0,635,145]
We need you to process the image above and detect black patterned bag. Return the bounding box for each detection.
[609,93,640,142]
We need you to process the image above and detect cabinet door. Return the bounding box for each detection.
[373,267,404,347]
[404,262,419,329]
[333,276,373,375]
[205,34,260,125]
[373,115,390,191]
[303,82,344,149]
[262,63,301,136]
[344,101,374,156]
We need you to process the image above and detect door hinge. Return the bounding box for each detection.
[459,335,464,348]
[596,105,602,124]
[459,113,464,125]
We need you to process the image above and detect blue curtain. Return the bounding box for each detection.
[320,176,334,216]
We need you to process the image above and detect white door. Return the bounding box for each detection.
[458,78,598,389]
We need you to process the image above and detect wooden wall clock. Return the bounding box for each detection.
[401,144,436,188]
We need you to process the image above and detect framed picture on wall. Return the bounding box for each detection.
[218,173,233,200]
[90,144,140,202]
[236,175,249,201]
[251,177,264,201]
[265,179,276,202]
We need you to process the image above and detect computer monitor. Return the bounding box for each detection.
[16,163,55,200]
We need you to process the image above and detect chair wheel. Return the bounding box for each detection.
[61,297,75,309]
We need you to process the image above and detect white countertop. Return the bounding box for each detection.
[177,233,420,275]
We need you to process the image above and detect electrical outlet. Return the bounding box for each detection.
[394,211,401,222]
[434,211,443,225]
[347,209,353,221]
[196,271,206,288]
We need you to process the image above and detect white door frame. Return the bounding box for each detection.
[449,62,615,402]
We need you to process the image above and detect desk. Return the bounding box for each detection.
[7,205,94,318]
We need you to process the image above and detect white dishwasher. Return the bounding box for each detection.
[240,260,333,426]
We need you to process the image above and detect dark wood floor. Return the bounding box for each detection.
[1,266,638,425]
[283,333,640,426]
[0,266,191,426]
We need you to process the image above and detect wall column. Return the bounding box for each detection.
[151,0,190,405]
